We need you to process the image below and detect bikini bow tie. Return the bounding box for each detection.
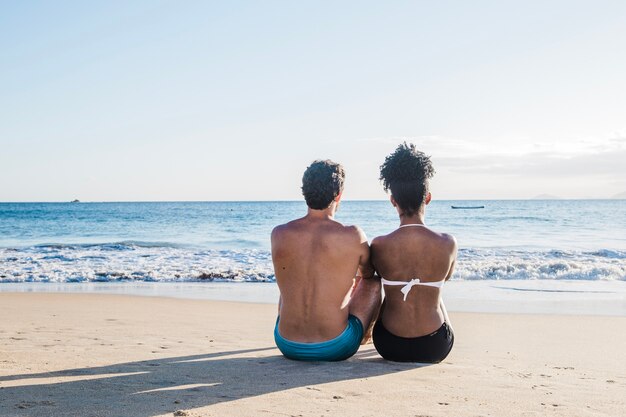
[400,278,421,301]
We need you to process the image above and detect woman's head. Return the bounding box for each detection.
[379,142,435,216]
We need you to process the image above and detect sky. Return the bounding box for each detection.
[1,1,625,201]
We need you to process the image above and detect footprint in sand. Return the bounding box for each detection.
[16,401,56,409]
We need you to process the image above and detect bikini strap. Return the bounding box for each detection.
[381,278,444,301]
[398,223,426,228]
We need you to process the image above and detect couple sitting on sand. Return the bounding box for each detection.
[272,143,457,363]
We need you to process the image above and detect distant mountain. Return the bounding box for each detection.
[532,194,561,200]
[612,191,626,199]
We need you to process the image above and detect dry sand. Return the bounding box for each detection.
[0,293,624,417]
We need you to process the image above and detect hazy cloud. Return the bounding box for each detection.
[437,148,626,178]
[366,132,626,181]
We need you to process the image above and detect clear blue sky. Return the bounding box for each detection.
[1,1,625,201]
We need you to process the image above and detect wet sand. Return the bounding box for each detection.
[0,293,624,416]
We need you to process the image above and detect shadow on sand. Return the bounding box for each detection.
[0,347,425,416]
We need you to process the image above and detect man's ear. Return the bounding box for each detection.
[425,192,432,205]
[390,195,397,207]
[335,192,343,203]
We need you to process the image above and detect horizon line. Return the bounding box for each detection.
[1,198,625,204]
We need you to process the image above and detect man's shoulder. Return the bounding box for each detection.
[336,223,367,241]
[271,223,286,237]
[339,223,362,233]
[273,218,305,233]
[274,219,365,242]
[305,221,366,247]
[271,220,302,241]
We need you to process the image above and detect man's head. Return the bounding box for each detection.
[301,160,345,210]
[379,142,435,216]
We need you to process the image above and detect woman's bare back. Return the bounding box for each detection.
[372,224,456,337]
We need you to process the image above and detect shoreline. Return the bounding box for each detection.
[1,292,624,416]
[1,279,625,316]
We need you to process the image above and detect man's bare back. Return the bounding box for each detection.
[271,160,380,361]
[272,212,372,342]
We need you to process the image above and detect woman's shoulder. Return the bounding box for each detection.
[425,230,457,257]
[370,232,391,248]
[372,228,456,253]
[435,231,457,247]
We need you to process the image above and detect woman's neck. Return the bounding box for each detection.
[398,211,425,226]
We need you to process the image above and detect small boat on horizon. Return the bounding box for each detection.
[451,205,484,209]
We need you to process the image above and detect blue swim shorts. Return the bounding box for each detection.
[274,315,363,361]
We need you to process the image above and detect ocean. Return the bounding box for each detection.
[1,200,625,284]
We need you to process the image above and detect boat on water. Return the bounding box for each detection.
[451,205,484,209]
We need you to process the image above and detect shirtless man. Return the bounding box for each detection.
[271,160,381,361]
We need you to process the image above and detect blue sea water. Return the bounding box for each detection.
[0,200,625,283]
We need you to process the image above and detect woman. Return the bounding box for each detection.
[371,143,457,363]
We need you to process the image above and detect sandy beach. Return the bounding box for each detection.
[0,293,624,417]
[3,1,626,415]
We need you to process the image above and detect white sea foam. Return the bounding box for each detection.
[0,243,274,283]
[455,248,626,281]
[0,243,624,283]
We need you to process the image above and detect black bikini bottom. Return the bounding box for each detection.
[373,319,454,363]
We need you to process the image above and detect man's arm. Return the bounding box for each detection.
[354,226,375,280]
[271,225,284,313]
[270,225,282,260]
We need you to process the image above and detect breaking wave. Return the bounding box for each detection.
[0,243,624,283]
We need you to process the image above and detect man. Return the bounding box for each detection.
[271,160,381,361]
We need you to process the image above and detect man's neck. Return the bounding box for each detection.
[306,204,336,220]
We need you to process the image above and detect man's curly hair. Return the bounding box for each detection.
[379,142,435,216]
[302,160,345,210]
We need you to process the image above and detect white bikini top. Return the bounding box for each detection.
[380,278,445,301]
[379,223,445,301]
